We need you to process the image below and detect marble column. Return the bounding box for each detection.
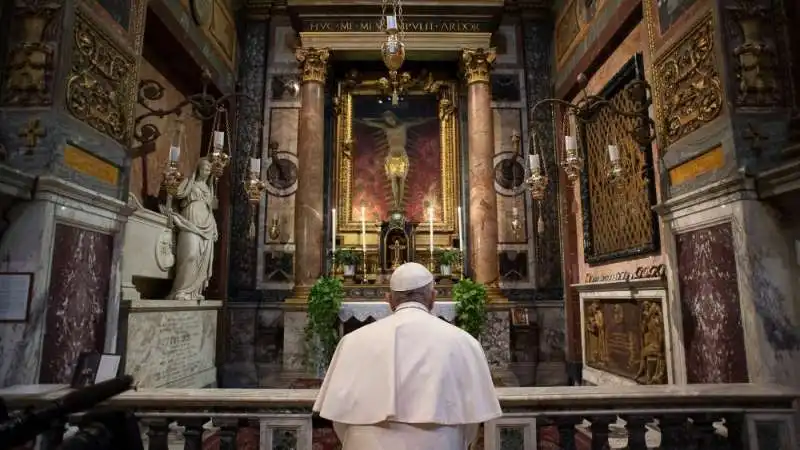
[292,48,329,300]
[462,48,500,288]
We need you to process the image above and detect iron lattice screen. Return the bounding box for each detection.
[580,55,659,264]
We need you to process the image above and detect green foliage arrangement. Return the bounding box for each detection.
[453,278,487,339]
[305,276,344,374]
[334,248,361,266]
[437,248,461,266]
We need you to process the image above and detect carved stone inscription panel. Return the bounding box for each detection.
[653,14,723,147]
[66,11,136,145]
[583,298,667,384]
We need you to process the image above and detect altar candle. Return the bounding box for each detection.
[607,144,620,162]
[528,154,540,174]
[428,206,434,255]
[250,157,260,175]
[213,131,225,150]
[331,208,337,254]
[565,135,577,152]
[361,206,367,255]
[169,145,180,162]
[456,206,464,252]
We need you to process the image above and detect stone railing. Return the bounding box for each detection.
[2,384,798,450]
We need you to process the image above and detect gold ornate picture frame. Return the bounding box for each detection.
[333,79,460,233]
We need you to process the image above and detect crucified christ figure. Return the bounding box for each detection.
[356,110,437,212]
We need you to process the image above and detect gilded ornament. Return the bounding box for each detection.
[726,0,781,107]
[18,118,46,154]
[1,1,62,106]
[653,15,723,147]
[461,48,496,85]
[65,11,136,144]
[296,47,330,84]
[636,301,666,384]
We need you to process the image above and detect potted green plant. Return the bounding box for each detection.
[437,248,460,276]
[453,278,487,339]
[305,276,344,377]
[334,248,361,277]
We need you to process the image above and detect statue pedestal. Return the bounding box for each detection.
[117,300,221,388]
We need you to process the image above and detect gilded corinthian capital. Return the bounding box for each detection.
[461,48,496,85]
[296,48,330,84]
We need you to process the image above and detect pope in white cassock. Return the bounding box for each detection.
[313,262,502,449]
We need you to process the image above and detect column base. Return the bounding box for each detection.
[285,285,312,304]
[486,287,508,303]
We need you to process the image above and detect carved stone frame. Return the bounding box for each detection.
[578,53,660,264]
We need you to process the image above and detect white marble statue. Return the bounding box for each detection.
[167,157,218,301]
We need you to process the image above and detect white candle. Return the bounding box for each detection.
[213,131,225,150]
[528,154,540,173]
[361,206,366,255]
[428,206,434,255]
[331,208,337,254]
[386,15,398,31]
[607,144,620,162]
[565,135,577,151]
[250,157,260,175]
[169,145,180,162]
[456,206,464,252]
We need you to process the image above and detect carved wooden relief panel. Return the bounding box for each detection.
[66,10,137,145]
[653,14,723,147]
[583,298,667,384]
[580,55,659,264]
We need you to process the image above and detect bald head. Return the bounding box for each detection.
[389,263,436,310]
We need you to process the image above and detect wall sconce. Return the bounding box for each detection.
[268,216,281,241]
[245,157,266,238]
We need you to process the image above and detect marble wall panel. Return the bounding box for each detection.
[676,223,749,383]
[735,200,800,385]
[265,108,299,245]
[223,307,285,387]
[522,18,561,292]
[229,20,268,293]
[492,108,527,245]
[39,224,113,383]
[482,310,511,369]
[130,59,203,208]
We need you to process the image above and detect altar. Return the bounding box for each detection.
[339,301,456,323]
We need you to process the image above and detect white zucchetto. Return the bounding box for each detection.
[389,262,434,292]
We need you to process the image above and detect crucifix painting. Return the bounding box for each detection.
[351,94,442,223]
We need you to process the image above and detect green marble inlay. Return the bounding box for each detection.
[272,428,298,450]
[499,426,525,450]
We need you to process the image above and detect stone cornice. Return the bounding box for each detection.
[653,174,757,222]
[755,158,800,199]
[299,32,492,55]
[34,176,132,217]
[0,164,36,200]
[571,277,667,293]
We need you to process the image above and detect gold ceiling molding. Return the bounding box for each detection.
[299,32,491,54]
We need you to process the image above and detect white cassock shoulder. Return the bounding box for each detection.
[313,310,502,426]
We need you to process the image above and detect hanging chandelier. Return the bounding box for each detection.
[380,0,407,105]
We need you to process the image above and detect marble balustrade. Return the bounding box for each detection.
[2,384,797,450]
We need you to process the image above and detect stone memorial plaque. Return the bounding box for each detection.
[124,308,217,388]
[583,298,667,384]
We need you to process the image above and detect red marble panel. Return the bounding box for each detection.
[39,224,112,384]
[676,223,749,383]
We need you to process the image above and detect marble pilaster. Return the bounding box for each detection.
[292,48,329,297]
[0,176,130,387]
[462,48,500,287]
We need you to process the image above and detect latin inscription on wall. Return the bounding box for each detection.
[124,308,217,388]
[301,19,491,33]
